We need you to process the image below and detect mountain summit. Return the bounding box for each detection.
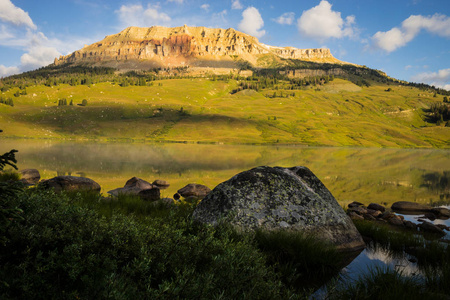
[53,25,346,69]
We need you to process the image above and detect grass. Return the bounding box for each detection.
[0,78,449,147]
[0,169,20,182]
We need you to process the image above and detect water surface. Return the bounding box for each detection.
[1,140,449,207]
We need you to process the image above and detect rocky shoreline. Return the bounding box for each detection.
[347,201,450,236]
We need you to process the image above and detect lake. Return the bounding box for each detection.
[1,139,449,208]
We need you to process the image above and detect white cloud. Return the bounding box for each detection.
[231,0,243,10]
[372,13,450,52]
[297,0,356,41]
[273,12,295,25]
[116,4,171,28]
[238,7,265,38]
[0,64,19,77]
[20,46,61,69]
[411,68,450,90]
[167,0,184,4]
[0,0,36,30]
[201,4,210,11]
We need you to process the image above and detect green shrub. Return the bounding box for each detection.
[0,169,20,182]
[0,189,297,299]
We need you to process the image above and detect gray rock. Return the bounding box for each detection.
[367,203,385,212]
[403,220,417,229]
[347,211,364,220]
[366,209,382,218]
[108,177,154,197]
[431,207,450,218]
[40,176,100,193]
[363,213,376,221]
[19,168,40,185]
[435,224,450,231]
[177,183,211,199]
[192,166,365,252]
[418,221,445,235]
[348,206,367,215]
[152,179,170,188]
[348,201,364,208]
[388,217,404,226]
[423,212,437,221]
[391,201,432,212]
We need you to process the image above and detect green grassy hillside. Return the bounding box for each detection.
[0,77,448,147]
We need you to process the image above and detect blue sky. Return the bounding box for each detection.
[0,0,449,89]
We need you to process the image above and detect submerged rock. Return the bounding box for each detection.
[193,166,365,252]
[40,176,101,193]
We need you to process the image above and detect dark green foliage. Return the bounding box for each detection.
[0,97,14,107]
[328,267,430,300]
[0,131,23,247]
[254,229,343,289]
[57,98,67,106]
[0,189,301,299]
[427,103,450,124]
[0,170,20,182]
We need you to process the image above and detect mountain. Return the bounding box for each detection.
[53,25,346,69]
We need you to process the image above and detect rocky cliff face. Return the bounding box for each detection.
[54,25,344,68]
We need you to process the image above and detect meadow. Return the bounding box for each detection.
[0,76,448,148]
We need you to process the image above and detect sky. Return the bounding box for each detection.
[0,0,449,89]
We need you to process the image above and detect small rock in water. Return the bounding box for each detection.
[403,220,417,230]
[40,176,101,193]
[348,211,364,220]
[423,212,437,221]
[152,179,170,188]
[388,218,404,226]
[177,183,211,199]
[19,168,40,185]
[418,221,445,235]
[367,203,386,212]
[431,207,450,218]
[348,201,364,208]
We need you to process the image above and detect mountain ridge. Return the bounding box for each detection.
[53,25,347,69]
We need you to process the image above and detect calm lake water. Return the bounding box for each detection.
[1,139,449,207]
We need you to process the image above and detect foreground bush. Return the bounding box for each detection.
[1,188,300,299]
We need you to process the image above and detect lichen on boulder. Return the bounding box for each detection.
[192,166,365,252]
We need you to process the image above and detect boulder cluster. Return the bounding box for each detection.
[347,201,450,235]
[16,168,211,205]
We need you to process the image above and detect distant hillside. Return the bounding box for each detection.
[52,25,346,69]
[0,72,448,147]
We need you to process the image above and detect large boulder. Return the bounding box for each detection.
[40,176,100,193]
[177,183,211,199]
[193,166,365,252]
[19,168,40,185]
